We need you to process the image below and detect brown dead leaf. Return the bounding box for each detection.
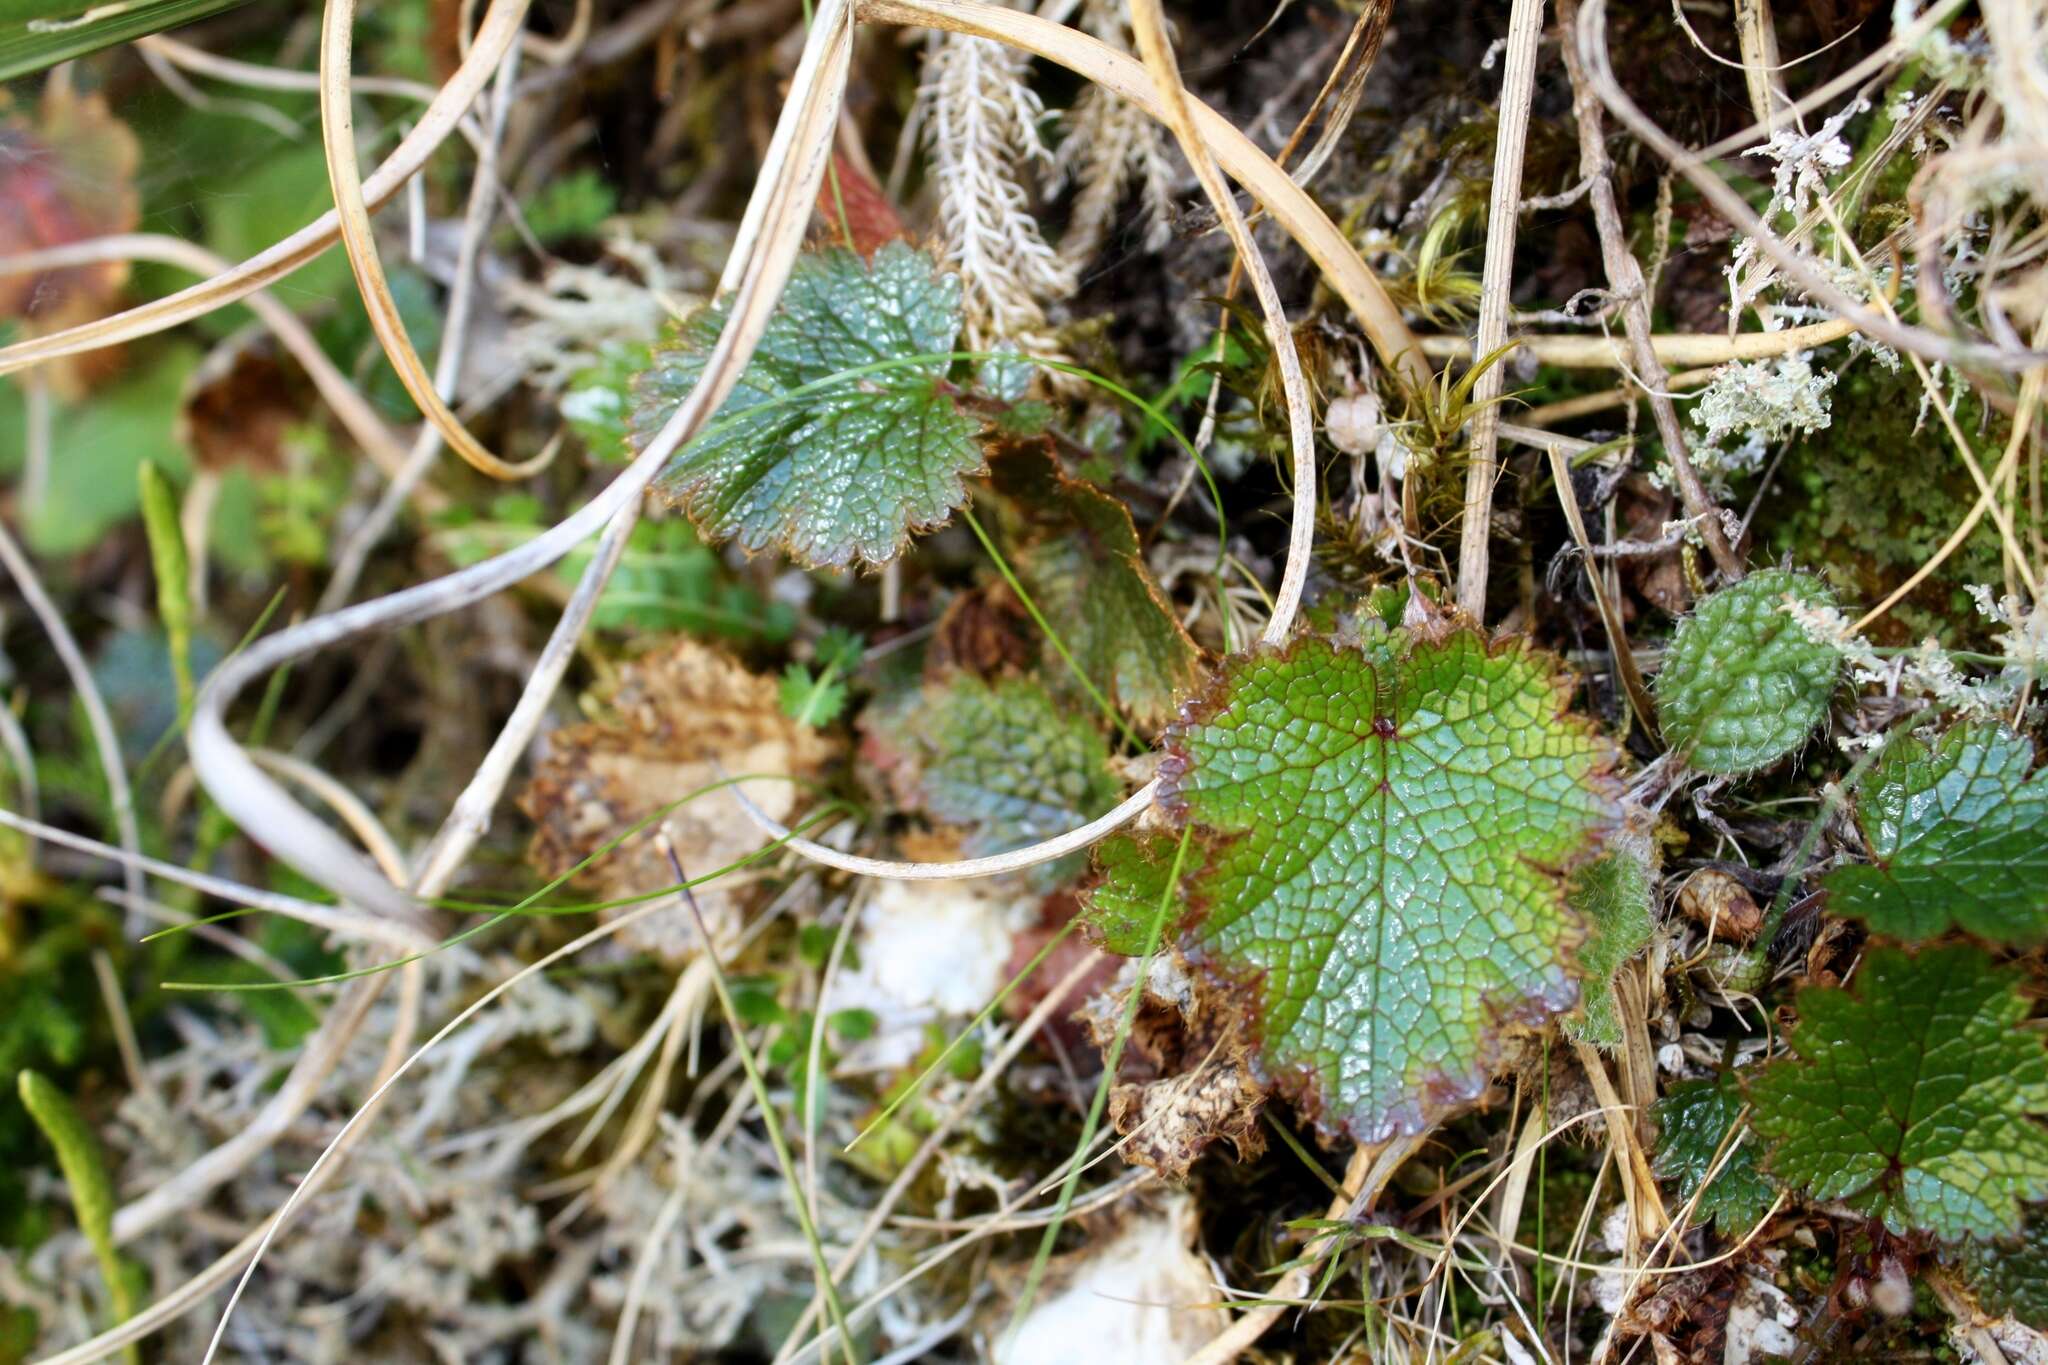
[0,85,140,398]
[1076,956,1268,1182]
[813,151,907,259]
[518,638,836,961]
[927,584,1035,681]
[1678,868,1763,943]
[1106,1061,1266,1183]
[176,327,309,473]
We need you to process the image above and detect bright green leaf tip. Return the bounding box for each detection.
[18,1070,140,1358]
[1563,837,1657,1050]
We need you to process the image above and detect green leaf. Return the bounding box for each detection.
[1656,568,1839,775]
[1563,839,1656,1050]
[779,663,848,728]
[1078,831,1184,956]
[26,345,198,555]
[1652,1072,1777,1232]
[869,672,1122,865]
[633,241,982,568]
[990,445,1203,730]
[814,627,866,672]
[436,518,794,642]
[200,141,356,309]
[0,0,252,81]
[1749,945,2048,1241]
[1826,722,2048,943]
[522,167,617,244]
[136,460,194,723]
[562,340,654,464]
[1956,1212,2048,1327]
[1140,629,1621,1139]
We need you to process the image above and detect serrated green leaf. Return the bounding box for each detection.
[1564,840,1656,1050]
[1652,1072,1777,1232]
[1656,569,1839,775]
[1956,1212,2048,1328]
[872,673,1122,865]
[1140,630,1620,1140]
[632,241,981,568]
[1749,945,2048,1241]
[990,446,1202,730]
[1826,722,2048,943]
[779,663,848,728]
[1078,831,1183,956]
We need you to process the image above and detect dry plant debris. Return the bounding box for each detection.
[0,0,2046,1362]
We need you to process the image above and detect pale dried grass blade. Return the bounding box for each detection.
[0,0,531,378]
[320,0,555,480]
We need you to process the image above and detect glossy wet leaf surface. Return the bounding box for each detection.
[1135,629,1620,1139]
[1827,722,2048,943]
[1749,945,2048,1241]
[1652,1072,1776,1232]
[1656,569,1839,775]
[633,241,981,568]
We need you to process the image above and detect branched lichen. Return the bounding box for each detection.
[918,23,1074,352]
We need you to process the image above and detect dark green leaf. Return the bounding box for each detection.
[1653,1073,1777,1232]
[1656,569,1839,775]
[990,445,1202,730]
[633,242,981,568]
[1956,1212,2048,1328]
[1749,945,2048,1241]
[1827,722,2048,943]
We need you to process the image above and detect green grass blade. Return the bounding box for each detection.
[0,0,256,80]
[18,1070,140,1363]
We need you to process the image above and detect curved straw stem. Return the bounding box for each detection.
[1127,0,1315,647]
[0,0,532,379]
[0,233,422,490]
[318,0,556,481]
[138,32,473,114]
[0,810,431,952]
[316,31,534,610]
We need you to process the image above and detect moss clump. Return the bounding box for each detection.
[1758,362,2033,644]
